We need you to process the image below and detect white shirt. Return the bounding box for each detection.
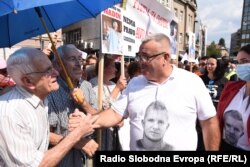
[112,66,216,150]
[0,86,49,166]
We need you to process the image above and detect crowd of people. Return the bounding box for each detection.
[0,33,249,166]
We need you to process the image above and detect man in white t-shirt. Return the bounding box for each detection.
[70,33,220,150]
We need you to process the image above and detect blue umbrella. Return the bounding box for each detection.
[0,0,73,16]
[0,0,121,47]
[0,0,121,93]
[0,0,121,153]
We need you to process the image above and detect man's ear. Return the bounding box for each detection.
[163,53,170,66]
[166,123,170,129]
[21,76,35,89]
[164,53,170,60]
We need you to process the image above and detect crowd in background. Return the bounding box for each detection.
[0,34,250,167]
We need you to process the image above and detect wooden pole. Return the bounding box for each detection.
[120,55,125,77]
[35,7,74,88]
[35,7,84,104]
[96,54,104,150]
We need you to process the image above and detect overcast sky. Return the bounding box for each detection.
[196,0,243,48]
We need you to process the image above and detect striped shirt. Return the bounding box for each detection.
[48,77,97,167]
[0,86,49,167]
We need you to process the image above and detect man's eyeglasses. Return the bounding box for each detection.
[25,66,55,76]
[135,52,166,62]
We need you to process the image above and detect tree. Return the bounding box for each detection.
[218,38,226,47]
[206,41,221,56]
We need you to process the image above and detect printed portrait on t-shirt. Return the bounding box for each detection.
[136,101,173,150]
[223,110,244,147]
[206,80,218,100]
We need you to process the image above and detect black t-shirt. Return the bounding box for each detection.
[200,75,228,108]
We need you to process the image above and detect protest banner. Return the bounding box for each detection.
[101,0,174,56]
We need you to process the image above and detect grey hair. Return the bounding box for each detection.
[141,33,171,47]
[56,44,80,61]
[7,47,42,85]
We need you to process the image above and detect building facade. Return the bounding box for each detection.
[159,0,199,58]
[158,0,173,9]
[241,0,250,47]
[230,29,241,57]
[229,0,249,57]
[0,31,62,60]
[62,16,101,54]
[173,0,197,53]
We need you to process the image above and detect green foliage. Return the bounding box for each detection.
[206,41,221,57]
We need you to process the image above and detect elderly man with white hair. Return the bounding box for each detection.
[0,47,96,166]
[48,44,99,167]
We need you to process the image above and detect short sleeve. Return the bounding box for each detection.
[195,77,217,120]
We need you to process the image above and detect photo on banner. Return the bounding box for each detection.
[101,6,123,55]
[188,32,196,62]
[101,0,174,57]
[122,0,173,56]
[170,20,178,59]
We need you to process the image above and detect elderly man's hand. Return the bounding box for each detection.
[71,88,86,106]
[75,138,99,157]
[116,120,124,128]
[68,109,96,137]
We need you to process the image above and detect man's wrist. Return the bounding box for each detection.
[81,100,87,107]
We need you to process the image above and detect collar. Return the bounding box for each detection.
[147,65,175,85]
[16,86,46,108]
[168,64,177,80]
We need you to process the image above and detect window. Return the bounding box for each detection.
[179,33,183,44]
[242,25,247,30]
[242,34,246,39]
[64,28,81,44]
[174,8,178,17]
[180,11,183,22]
[188,15,192,26]
[160,0,167,6]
